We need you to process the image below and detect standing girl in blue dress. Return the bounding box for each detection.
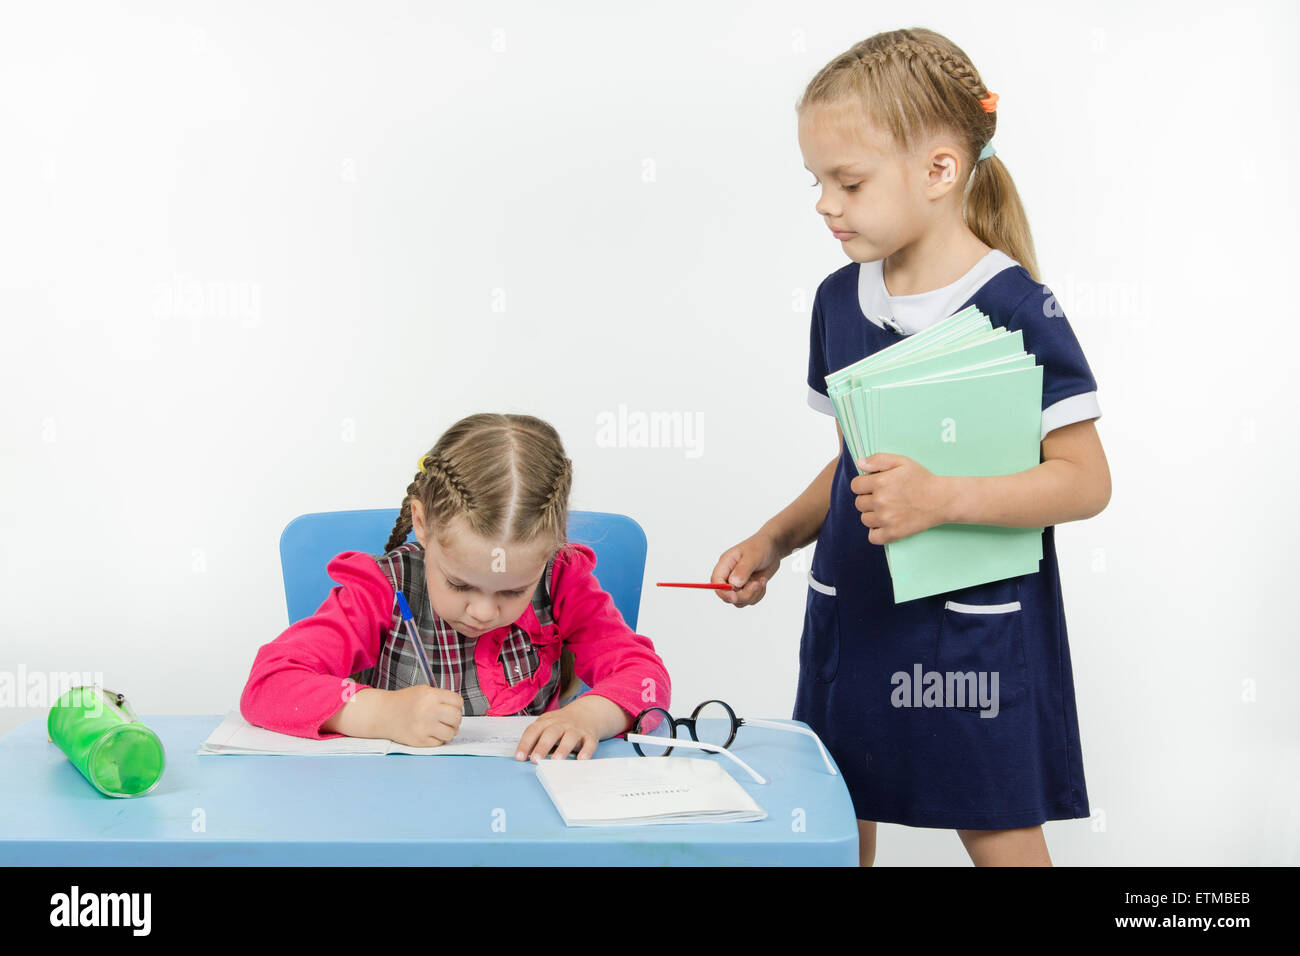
[711,27,1111,866]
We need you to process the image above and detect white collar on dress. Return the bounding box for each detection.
[857,248,1019,335]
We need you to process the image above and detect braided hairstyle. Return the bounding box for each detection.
[797,27,1040,283]
[385,413,580,698]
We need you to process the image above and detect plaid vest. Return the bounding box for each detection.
[348,542,562,717]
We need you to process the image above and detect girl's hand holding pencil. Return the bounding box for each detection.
[709,529,784,608]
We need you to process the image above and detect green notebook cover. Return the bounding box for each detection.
[826,309,989,392]
[870,365,1045,602]
[853,348,1033,459]
[827,308,1008,466]
[841,336,1017,457]
[862,355,1044,569]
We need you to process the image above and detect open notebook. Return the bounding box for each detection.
[826,305,1044,602]
[196,709,535,756]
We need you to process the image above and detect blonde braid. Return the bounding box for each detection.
[384,473,424,553]
[424,451,474,517]
[854,34,994,133]
[547,453,577,700]
[903,36,986,98]
[541,456,572,529]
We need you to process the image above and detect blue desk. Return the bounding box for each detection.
[0,715,858,865]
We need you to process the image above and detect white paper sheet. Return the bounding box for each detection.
[535,756,767,826]
[196,708,535,756]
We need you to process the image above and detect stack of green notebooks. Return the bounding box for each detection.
[826,305,1044,603]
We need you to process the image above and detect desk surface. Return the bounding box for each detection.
[0,714,858,866]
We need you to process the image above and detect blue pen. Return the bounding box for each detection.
[395,592,440,689]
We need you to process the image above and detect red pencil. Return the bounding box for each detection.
[656,582,738,590]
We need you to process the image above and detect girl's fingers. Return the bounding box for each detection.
[550,729,583,760]
[721,579,756,604]
[515,719,546,759]
[738,577,767,603]
[427,714,459,743]
[712,550,738,582]
[439,708,463,737]
[528,725,564,762]
[713,551,744,603]
[727,561,756,589]
[722,546,758,590]
[517,717,599,761]
[717,585,742,605]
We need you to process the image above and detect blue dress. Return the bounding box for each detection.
[792,250,1099,830]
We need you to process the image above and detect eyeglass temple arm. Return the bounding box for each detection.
[624,733,768,785]
[740,718,839,776]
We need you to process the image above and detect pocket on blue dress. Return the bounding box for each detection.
[934,583,1028,714]
[799,571,840,684]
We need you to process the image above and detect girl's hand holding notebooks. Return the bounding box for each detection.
[851,452,953,546]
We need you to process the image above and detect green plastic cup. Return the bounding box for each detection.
[47,686,166,797]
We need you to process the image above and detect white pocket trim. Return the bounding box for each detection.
[808,571,836,596]
[944,600,1021,614]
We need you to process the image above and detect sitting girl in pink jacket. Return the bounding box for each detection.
[240,412,671,762]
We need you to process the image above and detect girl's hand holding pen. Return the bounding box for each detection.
[711,530,783,608]
[852,453,950,545]
[382,685,465,748]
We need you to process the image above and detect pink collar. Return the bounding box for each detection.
[474,602,564,715]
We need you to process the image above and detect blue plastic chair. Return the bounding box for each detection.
[279,508,648,630]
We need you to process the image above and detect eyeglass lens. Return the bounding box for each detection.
[691,700,737,749]
[635,707,674,757]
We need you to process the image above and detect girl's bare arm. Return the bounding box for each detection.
[940,419,1111,527]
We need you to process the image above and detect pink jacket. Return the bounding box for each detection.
[240,543,671,739]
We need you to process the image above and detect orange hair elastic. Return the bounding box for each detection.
[979,91,999,113]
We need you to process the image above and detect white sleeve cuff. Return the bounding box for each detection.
[1041,391,1101,440]
[807,386,835,416]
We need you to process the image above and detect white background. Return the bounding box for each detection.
[2,0,1297,865]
